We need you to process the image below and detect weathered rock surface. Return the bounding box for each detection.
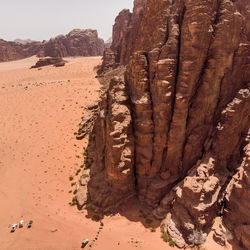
[44,29,104,57]
[87,75,135,212]
[98,0,146,74]
[0,39,44,62]
[222,129,250,249]
[84,0,250,248]
[0,29,105,62]
[96,48,117,75]
[76,102,99,140]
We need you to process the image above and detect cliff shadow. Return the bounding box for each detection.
[114,197,162,229]
[84,196,161,229]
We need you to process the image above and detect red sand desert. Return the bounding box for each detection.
[0,56,230,250]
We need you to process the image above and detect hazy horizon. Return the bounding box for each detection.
[0,0,133,42]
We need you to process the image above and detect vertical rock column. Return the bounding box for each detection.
[87,76,135,212]
[183,0,243,173]
[164,0,219,177]
[125,51,155,203]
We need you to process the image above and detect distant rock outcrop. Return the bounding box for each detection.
[30,57,66,68]
[84,0,250,249]
[44,29,105,57]
[0,29,105,62]
[0,39,44,62]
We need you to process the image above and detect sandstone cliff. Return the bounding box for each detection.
[0,29,105,62]
[98,0,146,74]
[0,39,44,62]
[86,0,250,248]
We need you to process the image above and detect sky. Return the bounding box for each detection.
[0,0,133,42]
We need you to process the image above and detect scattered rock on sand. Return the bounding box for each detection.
[30,57,66,69]
[76,102,99,140]
[76,186,87,209]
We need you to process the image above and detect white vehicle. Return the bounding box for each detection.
[11,224,17,233]
[19,220,24,228]
[81,238,89,248]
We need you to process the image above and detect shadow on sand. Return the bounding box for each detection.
[85,196,161,229]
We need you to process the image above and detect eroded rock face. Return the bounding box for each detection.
[99,0,147,73]
[96,48,117,75]
[87,75,135,212]
[85,0,250,247]
[166,88,250,247]
[223,129,250,249]
[0,39,44,62]
[44,29,104,57]
[0,29,104,62]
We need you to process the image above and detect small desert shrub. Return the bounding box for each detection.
[75,169,81,175]
[160,223,165,233]
[69,176,74,181]
[169,240,175,247]
[188,230,207,246]
[82,148,93,170]
[71,182,76,186]
[160,223,175,247]
[150,227,156,232]
[161,231,171,242]
[68,190,72,193]
[73,189,78,195]
[83,148,88,156]
[69,196,77,206]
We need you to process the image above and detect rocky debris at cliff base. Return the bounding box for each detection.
[76,186,87,210]
[30,57,67,69]
[97,66,126,88]
[96,48,118,75]
[76,102,99,140]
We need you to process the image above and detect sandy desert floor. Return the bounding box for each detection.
[0,56,232,250]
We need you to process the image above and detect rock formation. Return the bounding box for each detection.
[0,29,105,62]
[44,29,105,57]
[0,39,44,62]
[222,129,250,249]
[85,0,250,248]
[98,0,146,74]
[30,57,66,68]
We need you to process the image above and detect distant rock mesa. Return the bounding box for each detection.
[85,0,250,248]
